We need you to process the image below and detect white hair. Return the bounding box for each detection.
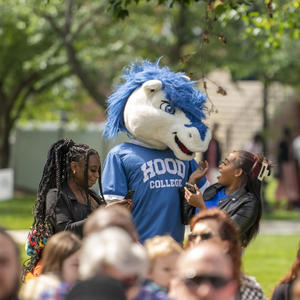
[79,227,148,280]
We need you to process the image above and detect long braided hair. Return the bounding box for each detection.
[22,139,105,279]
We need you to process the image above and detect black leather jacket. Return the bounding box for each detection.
[271,281,293,300]
[46,183,105,237]
[203,183,261,247]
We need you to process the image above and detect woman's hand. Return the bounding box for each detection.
[106,199,133,211]
[188,160,209,184]
[184,185,206,210]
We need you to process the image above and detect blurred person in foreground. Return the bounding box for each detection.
[143,235,182,298]
[20,232,81,300]
[83,205,139,242]
[186,208,264,300]
[0,228,20,300]
[169,243,237,300]
[65,276,126,300]
[71,227,148,300]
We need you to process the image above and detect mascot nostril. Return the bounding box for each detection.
[102,60,212,244]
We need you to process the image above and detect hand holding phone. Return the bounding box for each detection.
[185,182,196,194]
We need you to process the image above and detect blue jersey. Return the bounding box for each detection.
[196,187,227,214]
[205,187,227,208]
[102,142,209,244]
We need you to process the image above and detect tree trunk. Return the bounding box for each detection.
[0,116,11,169]
[169,4,188,64]
[64,41,107,107]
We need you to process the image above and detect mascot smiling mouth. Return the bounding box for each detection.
[174,133,193,156]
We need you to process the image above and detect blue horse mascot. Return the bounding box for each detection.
[102,60,212,243]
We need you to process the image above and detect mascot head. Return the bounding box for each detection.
[104,60,211,161]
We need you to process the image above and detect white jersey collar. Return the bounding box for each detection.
[129,139,157,149]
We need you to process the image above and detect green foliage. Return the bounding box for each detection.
[106,0,255,19]
[241,0,300,49]
[1,0,300,167]
[243,234,299,298]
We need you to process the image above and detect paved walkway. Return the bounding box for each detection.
[260,220,300,234]
[7,220,300,244]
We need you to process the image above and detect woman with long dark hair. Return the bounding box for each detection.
[23,139,108,280]
[271,242,300,300]
[185,150,271,247]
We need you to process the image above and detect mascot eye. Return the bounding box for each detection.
[160,100,175,115]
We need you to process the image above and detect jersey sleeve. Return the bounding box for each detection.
[101,150,128,202]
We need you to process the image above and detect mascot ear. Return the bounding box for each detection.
[142,80,162,95]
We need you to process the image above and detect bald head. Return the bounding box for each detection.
[178,243,233,280]
[172,243,237,300]
[84,206,139,242]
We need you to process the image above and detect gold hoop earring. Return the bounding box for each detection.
[72,170,76,175]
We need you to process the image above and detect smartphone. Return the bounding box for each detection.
[185,182,196,194]
[124,190,135,199]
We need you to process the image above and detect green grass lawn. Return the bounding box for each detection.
[1,177,299,230]
[0,194,35,230]
[243,234,299,299]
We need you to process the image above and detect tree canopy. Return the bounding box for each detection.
[1,0,300,167]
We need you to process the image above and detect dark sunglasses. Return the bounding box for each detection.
[184,274,233,289]
[188,232,213,241]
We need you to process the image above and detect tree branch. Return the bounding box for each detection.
[9,87,34,128]
[34,70,70,94]
[34,8,64,38]
[64,41,106,106]
[0,80,7,105]
[64,0,74,35]
[10,70,70,125]
[7,73,38,113]
[37,4,107,106]
[69,4,105,42]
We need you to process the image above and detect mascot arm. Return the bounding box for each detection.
[102,151,129,202]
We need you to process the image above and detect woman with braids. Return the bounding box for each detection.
[185,150,272,248]
[23,138,131,281]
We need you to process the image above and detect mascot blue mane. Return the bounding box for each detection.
[104,60,208,140]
